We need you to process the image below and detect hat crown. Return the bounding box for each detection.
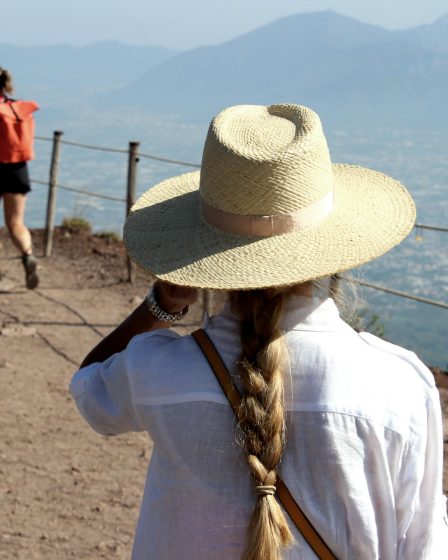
[199,104,334,216]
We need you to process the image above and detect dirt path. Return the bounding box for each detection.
[0,227,447,559]
[0,227,207,559]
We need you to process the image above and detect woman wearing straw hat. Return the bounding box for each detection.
[71,104,447,559]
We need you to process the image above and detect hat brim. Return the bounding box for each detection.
[123,164,415,289]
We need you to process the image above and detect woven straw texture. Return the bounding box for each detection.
[124,104,415,290]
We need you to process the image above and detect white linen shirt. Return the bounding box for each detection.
[70,296,448,559]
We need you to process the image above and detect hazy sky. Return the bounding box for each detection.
[2,0,447,49]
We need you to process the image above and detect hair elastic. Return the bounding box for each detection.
[255,485,276,497]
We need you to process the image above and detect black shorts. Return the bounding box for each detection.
[0,162,31,195]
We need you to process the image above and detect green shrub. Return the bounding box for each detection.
[96,231,121,242]
[61,216,92,232]
[348,309,386,339]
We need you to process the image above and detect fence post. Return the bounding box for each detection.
[126,141,140,283]
[203,290,210,322]
[44,130,63,257]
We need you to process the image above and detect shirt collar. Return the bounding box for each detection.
[281,295,341,331]
[212,295,342,333]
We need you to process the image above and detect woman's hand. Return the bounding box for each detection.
[155,281,199,313]
[79,280,199,368]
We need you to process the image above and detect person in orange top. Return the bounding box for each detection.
[0,67,39,289]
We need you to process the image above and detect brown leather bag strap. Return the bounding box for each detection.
[192,328,338,560]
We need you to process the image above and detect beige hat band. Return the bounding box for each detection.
[200,190,334,237]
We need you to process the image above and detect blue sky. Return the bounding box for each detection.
[2,0,447,49]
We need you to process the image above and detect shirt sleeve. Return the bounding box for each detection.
[396,386,448,558]
[70,347,144,436]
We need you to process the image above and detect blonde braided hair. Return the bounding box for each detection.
[229,287,296,560]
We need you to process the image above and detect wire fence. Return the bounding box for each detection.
[414,223,448,233]
[32,132,448,312]
[35,134,201,167]
[357,281,448,310]
[32,177,127,202]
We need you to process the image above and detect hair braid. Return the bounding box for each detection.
[230,287,295,560]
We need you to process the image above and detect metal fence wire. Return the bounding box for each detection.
[32,133,448,310]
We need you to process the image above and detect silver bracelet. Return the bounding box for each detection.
[146,285,189,322]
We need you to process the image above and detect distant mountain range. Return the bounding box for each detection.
[114,11,448,127]
[0,41,176,104]
[2,11,448,129]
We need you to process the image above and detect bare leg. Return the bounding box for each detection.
[3,192,33,255]
[3,193,38,288]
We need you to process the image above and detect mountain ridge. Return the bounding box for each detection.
[0,41,178,105]
[2,11,448,129]
[107,11,448,127]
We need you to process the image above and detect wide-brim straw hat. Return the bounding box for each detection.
[124,104,415,289]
